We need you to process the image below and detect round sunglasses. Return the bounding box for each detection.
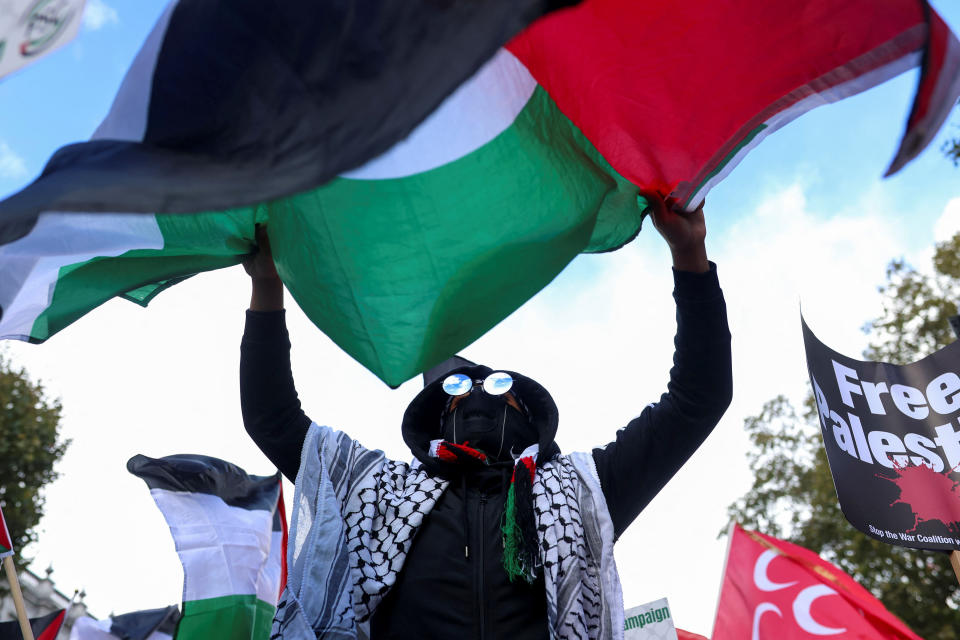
[441,371,513,397]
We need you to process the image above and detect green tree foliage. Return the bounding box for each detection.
[943,102,960,167]
[726,232,960,640]
[0,353,69,571]
[865,236,960,364]
[945,138,960,167]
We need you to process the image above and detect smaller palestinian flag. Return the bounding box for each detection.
[0,610,65,640]
[0,502,13,559]
[69,605,181,640]
[127,454,284,640]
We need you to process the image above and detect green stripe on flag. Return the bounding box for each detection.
[30,208,258,341]
[176,595,275,640]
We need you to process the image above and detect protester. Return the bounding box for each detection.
[240,198,732,639]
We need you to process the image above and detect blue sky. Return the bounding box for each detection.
[1,1,960,634]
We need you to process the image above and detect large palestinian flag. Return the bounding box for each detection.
[0,610,65,640]
[127,454,286,640]
[1,0,958,386]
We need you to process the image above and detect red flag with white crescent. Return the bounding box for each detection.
[712,525,922,640]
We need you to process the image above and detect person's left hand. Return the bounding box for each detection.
[244,225,285,311]
[243,225,280,281]
[649,197,709,273]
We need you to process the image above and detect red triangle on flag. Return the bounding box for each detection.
[34,610,66,640]
[0,610,65,640]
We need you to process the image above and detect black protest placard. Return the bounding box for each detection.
[803,316,960,551]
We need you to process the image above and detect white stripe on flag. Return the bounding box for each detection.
[69,615,176,640]
[68,617,115,640]
[92,0,180,142]
[0,213,163,340]
[257,529,283,605]
[341,49,536,180]
[150,488,278,604]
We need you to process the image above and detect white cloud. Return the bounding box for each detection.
[0,141,27,179]
[718,183,901,384]
[83,0,118,31]
[934,197,960,244]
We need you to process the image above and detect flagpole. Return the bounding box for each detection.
[948,551,960,587]
[60,589,80,640]
[707,522,737,637]
[3,555,36,640]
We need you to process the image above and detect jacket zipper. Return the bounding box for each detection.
[478,494,487,640]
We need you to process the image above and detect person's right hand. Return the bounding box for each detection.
[243,225,280,281]
[647,196,709,273]
[244,225,284,311]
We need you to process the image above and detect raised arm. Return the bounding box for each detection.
[591,200,732,538]
[240,226,310,481]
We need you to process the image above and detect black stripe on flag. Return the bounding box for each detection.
[110,605,181,640]
[0,0,579,245]
[0,609,64,640]
[127,454,279,512]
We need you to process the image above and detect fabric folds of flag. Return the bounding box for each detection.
[127,454,285,640]
[0,610,65,640]
[712,524,921,640]
[0,0,571,234]
[0,0,958,387]
[0,503,13,559]
[70,606,181,640]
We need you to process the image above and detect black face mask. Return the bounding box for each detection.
[439,390,537,462]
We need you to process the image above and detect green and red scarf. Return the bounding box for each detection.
[429,439,540,582]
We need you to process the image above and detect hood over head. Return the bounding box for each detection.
[403,356,559,475]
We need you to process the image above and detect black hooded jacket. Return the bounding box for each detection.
[240,264,732,639]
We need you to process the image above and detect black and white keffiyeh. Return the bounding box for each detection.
[273,423,624,640]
